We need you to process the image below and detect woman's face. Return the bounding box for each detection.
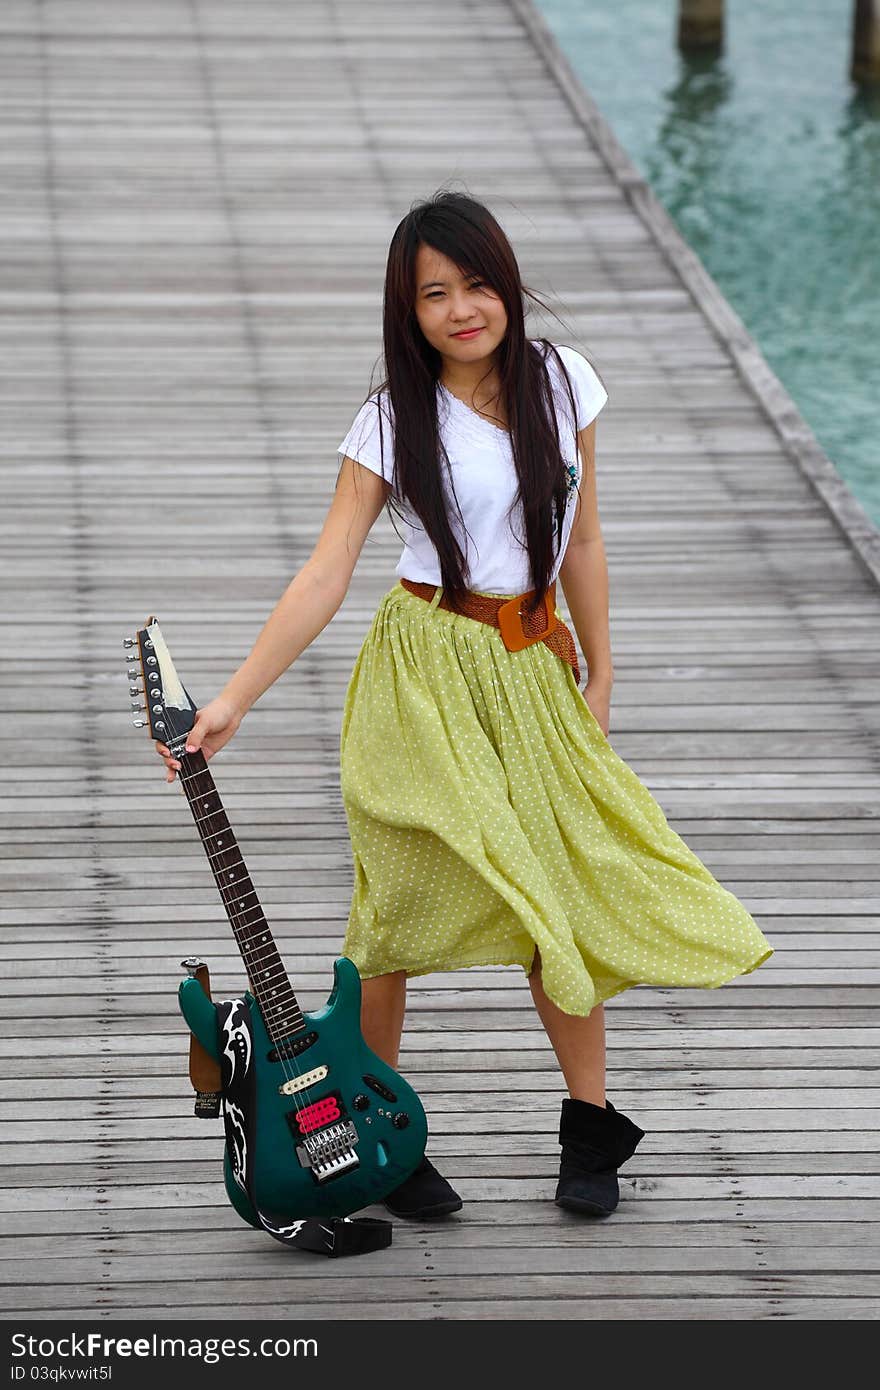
[413,244,508,372]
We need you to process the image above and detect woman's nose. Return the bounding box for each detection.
[450,297,476,321]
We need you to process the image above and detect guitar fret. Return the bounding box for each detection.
[265,1013,304,1032]
[239,942,279,964]
[229,917,264,939]
[189,791,225,815]
[177,749,302,1045]
[250,979,291,1003]
[206,849,244,872]
[253,987,299,1012]
[233,922,274,948]
[230,919,268,948]
[218,867,254,889]
[217,865,250,891]
[223,887,259,906]
[192,811,231,836]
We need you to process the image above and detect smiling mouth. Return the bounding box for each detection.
[451,327,483,337]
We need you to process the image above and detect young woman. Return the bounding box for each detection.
[156,190,773,1222]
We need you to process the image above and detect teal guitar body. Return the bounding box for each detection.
[179,957,428,1223]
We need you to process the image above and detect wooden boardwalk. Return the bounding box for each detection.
[2,0,879,1320]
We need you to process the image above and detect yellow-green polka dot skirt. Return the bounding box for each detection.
[339,581,773,1017]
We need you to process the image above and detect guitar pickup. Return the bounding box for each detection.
[278,1064,328,1097]
[268,1030,318,1062]
[290,1092,342,1136]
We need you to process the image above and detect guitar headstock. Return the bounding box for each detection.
[123,616,197,757]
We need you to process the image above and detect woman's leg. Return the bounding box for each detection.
[528,951,606,1106]
[530,951,642,1215]
[360,969,408,1068]
[363,968,462,1213]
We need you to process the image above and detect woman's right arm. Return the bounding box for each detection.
[157,457,390,780]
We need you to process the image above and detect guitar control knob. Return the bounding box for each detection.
[353,1094,370,1111]
[391,1112,410,1129]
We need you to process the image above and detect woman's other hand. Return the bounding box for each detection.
[580,677,611,739]
[155,696,243,782]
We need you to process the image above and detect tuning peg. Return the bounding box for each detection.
[125,654,139,665]
[131,718,147,729]
[131,702,145,713]
[123,637,136,649]
[129,685,141,697]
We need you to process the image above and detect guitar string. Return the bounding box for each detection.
[174,750,315,1117]
[137,629,315,1118]
[180,764,304,1034]
[174,750,323,1134]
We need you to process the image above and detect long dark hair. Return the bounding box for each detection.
[351,189,604,617]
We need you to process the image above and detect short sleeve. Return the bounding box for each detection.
[554,344,608,431]
[336,392,394,484]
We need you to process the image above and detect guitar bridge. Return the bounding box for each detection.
[292,1117,360,1185]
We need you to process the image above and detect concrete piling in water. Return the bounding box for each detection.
[677,0,724,51]
[852,0,880,81]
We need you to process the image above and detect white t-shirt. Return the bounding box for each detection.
[336,340,608,594]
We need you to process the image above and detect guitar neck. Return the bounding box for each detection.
[176,750,305,1041]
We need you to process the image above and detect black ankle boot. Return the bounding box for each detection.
[383,1155,463,1219]
[555,1098,645,1217]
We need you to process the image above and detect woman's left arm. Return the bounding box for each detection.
[557,419,613,735]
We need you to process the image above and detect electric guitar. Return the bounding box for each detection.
[124,617,428,1226]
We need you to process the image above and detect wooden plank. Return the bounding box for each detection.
[6,1219,880,1259]
[4,1065,879,1096]
[7,1298,874,1321]
[3,1273,880,1318]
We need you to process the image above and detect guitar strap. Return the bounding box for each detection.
[215,997,393,1258]
[185,961,223,1118]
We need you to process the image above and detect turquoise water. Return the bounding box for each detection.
[536,0,880,525]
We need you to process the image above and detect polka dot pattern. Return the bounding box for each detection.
[339,581,774,1018]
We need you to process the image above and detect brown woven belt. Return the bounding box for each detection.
[399,577,580,683]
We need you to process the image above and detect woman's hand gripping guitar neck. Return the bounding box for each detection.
[156,696,243,782]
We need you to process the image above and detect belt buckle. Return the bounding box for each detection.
[497,585,558,652]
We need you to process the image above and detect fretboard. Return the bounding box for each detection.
[177,750,305,1042]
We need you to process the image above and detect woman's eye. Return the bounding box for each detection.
[426,282,485,299]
